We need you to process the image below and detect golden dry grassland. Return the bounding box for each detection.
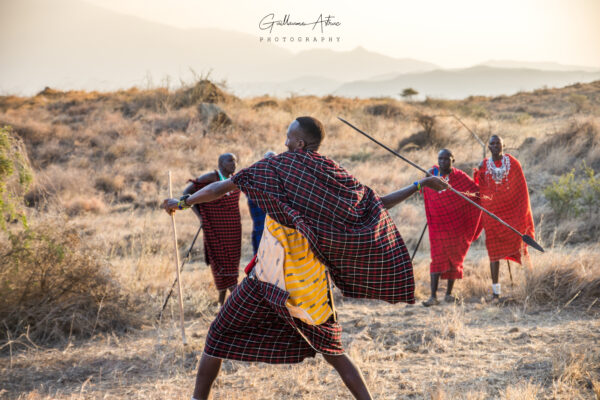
[1,80,599,399]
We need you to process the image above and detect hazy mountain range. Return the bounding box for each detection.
[1,0,599,99]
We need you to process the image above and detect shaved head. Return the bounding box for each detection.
[218,153,237,177]
[437,148,454,175]
[218,153,236,165]
[488,135,504,159]
[489,135,504,144]
[438,148,455,161]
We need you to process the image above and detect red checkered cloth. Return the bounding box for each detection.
[190,176,242,290]
[231,150,414,304]
[204,150,412,364]
[204,276,343,363]
[474,154,535,264]
[422,167,482,279]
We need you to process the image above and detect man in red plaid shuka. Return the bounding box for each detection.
[163,117,448,400]
[183,153,241,306]
[474,135,535,300]
[422,149,482,307]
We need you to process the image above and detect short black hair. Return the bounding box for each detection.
[295,116,325,149]
[439,148,455,161]
[489,134,503,143]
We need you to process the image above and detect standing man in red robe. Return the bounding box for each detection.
[422,149,482,306]
[183,153,241,306]
[474,135,535,300]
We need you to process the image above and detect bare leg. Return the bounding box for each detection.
[217,290,227,306]
[490,261,500,284]
[323,353,372,400]
[446,279,455,296]
[430,273,440,298]
[423,273,441,306]
[490,260,501,299]
[192,353,222,400]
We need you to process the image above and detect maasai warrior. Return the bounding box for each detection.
[247,150,276,254]
[421,149,482,307]
[183,153,241,306]
[163,117,448,400]
[474,135,535,300]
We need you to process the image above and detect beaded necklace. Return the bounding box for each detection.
[218,169,231,195]
[486,154,510,184]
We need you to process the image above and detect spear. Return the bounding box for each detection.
[337,117,544,253]
[411,223,428,263]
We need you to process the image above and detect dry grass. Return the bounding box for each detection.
[2,249,598,399]
[0,80,599,398]
[0,220,141,346]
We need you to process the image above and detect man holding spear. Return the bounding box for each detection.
[163,116,448,400]
[474,135,535,300]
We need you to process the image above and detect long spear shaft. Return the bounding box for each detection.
[159,224,202,318]
[168,171,187,345]
[337,117,544,253]
[410,223,428,263]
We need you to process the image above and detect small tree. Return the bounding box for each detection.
[0,126,33,233]
[401,87,418,101]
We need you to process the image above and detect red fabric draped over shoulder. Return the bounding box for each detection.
[474,154,535,264]
[231,150,414,304]
[423,167,482,279]
[190,177,242,290]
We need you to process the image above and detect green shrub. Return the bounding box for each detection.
[544,164,600,218]
[0,126,141,347]
[0,126,33,232]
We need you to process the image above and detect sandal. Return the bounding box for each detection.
[422,297,440,307]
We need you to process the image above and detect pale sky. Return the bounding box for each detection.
[83,0,600,68]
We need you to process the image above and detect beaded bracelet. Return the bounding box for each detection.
[413,181,421,191]
[177,194,191,210]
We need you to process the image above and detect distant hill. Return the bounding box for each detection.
[480,60,600,73]
[2,0,599,99]
[232,76,342,97]
[333,66,600,99]
[0,0,436,95]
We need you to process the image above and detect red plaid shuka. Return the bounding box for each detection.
[474,154,535,264]
[422,167,482,279]
[190,174,241,290]
[204,276,343,363]
[203,150,413,364]
[231,150,414,303]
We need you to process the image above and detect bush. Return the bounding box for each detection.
[544,164,600,218]
[0,222,140,346]
[0,126,140,348]
[0,126,33,230]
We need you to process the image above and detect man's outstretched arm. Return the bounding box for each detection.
[163,179,238,213]
[381,176,448,209]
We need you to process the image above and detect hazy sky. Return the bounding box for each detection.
[83,0,600,68]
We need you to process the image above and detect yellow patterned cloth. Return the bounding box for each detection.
[253,215,333,325]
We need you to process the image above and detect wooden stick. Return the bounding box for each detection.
[168,171,187,345]
[159,223,202,319]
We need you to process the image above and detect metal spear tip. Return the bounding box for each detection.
[522,234,544,253]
